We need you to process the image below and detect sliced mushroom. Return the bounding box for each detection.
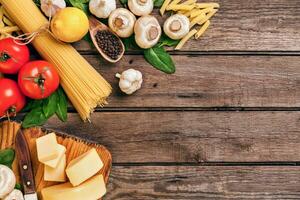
[0,165,16,199]
[163,14,190,40]
[108,8,136,38]
[134,15,162,49]
[89,0,116,18]
[128,0,153,16]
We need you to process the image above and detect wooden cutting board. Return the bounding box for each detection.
[0,120,112,199]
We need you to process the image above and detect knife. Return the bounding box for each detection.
[15,129,38,200]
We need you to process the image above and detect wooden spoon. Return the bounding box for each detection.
[89,16,125,63]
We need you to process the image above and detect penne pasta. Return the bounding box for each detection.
[195,20,210,39]
[175,29,197,50]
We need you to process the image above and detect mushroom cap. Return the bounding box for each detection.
[163,14,190,40]
[89,0,116,18]
[3,189,24,200]
[109,8,136,38]
[128,0,153,16]
[0,165,16,199]
[134,15,162,49]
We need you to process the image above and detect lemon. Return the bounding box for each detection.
[51,7,89,43]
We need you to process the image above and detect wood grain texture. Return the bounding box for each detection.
[44,111,300,163]
[81,55,300,108]
[0,121,112,198]
[74,0,300,51]
[105,166,300,199]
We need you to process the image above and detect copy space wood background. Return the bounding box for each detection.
[35,0,300,199]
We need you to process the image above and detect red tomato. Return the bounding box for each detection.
[0,38,30,74]
[18,60,60,99]
[0,78,26,117]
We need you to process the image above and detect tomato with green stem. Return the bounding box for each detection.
[18,60,60,99]
[0,38,30,74]
[0,78,26,118]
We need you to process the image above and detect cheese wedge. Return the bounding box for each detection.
[41,174,106,200]
[66,148,103,186]
[44,154,67,182]
[36,133,59,163]
[44,144,66,168]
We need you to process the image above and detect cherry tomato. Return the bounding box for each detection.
[18,60,60,99]
[0,78,26,118]
[0,38,30,74]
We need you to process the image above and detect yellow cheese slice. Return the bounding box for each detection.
[43,144,66,168]
[66,148,103,186]
[36,133,59,163]
[41,174,106,200]
[44,154,66,182]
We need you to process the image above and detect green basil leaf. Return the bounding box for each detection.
[119,0,128,6]
[158,34,180,47]
[69,0,90,15]
[144,46,176,74]
[0,148,15,168]
[56,88,68,122]
[154,0,164,7]
[15,183,23,191]
[122,35,141,51]
[22,99,43,112]
[43,92,58,118]
[22,107,48,128]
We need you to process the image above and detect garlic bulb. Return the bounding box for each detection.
[109,8,136,38]
[163,14,190,40]
[0,165,16,199]
[116,69,143,95]
[3,189,24,200]
[134,15,162,49]
[41,0,66,17]
[128,0,153,16]
[89,0,116,19]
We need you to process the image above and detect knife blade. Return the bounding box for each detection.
[15,129,38,200]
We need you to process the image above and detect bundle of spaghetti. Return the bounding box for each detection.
[1,0,112,121]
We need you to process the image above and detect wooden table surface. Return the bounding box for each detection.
[42,0,300,199]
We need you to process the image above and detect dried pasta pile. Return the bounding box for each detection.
[0,5,20,39]
[1,0,112,121]
[160,0,219,49]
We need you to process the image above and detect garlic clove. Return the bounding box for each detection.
[89,0,116,19]
[116,69,143,95]
[41,0,66,17]
[128,0,153,16]
[123,69,138,82]
[163,14,190,40]
[119,79,132,89]
[0,165,16,199]
[3,189,24,200]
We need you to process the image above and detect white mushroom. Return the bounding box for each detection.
[163,14,190,40]
[41,0,66,17]
[134,15,162,49]
[108,8,136,38]
[128,0,153,16]
[0,165,16,199]
[89,0,116,19]
[3,189,24,200]
[116,69,143,95]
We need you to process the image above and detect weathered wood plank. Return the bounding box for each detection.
[44,111,300,163]
[105,166,300,199]
[83,55,300,107]
[74,0,300,51]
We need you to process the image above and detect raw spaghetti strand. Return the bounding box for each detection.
[1,0,112,121]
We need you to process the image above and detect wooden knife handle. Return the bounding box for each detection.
[16,130,36,194]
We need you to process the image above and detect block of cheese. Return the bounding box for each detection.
[44,144,66,168]
[36,133,59,163]
[41,174,106,200]
[66,148,103,186]
[44,154,67,182]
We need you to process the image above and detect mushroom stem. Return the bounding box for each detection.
[147,26,159,41]
[114,17,124,28]
[137,0,147,5]
[170,20,181,32]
